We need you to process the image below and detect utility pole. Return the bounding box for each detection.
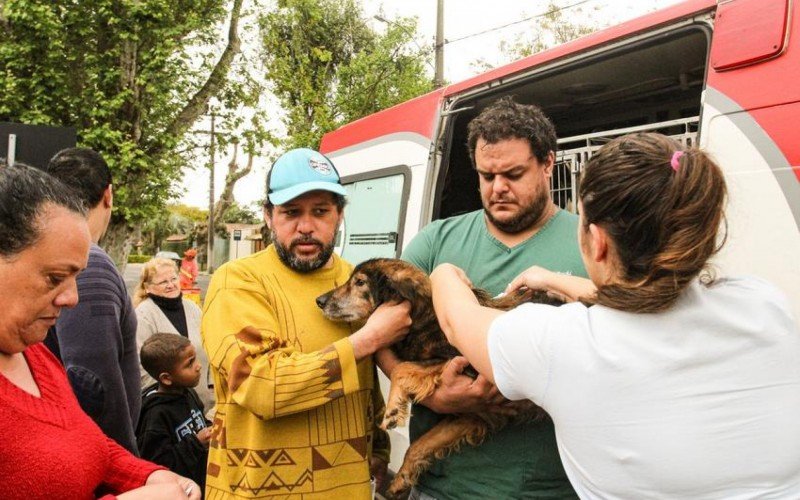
[434,0,445,87]
[190,98,225,274]
[207,107,216,273]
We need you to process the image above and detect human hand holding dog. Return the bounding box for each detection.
[420,356,505,414]
[504,266,555,294]
[505,265,597,303]
[350,301,412,360]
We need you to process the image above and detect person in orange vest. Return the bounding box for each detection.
[180,248,199,290]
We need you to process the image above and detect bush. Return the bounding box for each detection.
[128,254,153,264]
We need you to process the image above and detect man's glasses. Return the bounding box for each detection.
[150,276,179,288]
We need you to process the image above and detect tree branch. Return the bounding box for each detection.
[151,0,244,157]
[213,142,255,222]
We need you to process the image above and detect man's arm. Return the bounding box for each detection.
[56,257,139,453]
[202,270,409,421]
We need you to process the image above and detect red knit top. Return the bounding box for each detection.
[0,343,163,499]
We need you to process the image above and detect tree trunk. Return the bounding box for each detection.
[213,142,255,223]
[101,221,138,272]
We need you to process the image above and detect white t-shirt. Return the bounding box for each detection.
[488,276,800,499]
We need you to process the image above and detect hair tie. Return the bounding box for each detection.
[670,151,684,172]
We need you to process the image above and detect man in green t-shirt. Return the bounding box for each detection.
[396,97,586,499]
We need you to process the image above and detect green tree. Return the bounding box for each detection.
[139,203,207,255]
[258,0,433,149]
[221,201,260,224]
[0,0,250,266]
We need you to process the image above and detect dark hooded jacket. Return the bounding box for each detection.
[136,384,209,490]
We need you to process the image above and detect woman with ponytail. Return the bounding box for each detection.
[431,132,800,498]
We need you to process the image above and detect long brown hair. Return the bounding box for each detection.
[133,258,179,307]
[579,132,727,313]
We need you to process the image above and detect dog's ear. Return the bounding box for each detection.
[370,262,420,307]
[387,273,419,305]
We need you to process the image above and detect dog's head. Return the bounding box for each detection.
[317,258,429,322]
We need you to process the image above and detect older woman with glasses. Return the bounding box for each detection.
[0,162,199,499]
[133,258,213,412]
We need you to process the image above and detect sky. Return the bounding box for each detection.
[180,0,685,210]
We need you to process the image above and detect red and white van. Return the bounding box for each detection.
[320,0,800,468]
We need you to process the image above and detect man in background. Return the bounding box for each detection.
[44,147,141,454]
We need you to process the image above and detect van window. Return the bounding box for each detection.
[336,170,409,265]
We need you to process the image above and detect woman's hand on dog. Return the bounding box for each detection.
[349,300,412,360]
[420,356,506,414]
[505,265,597,303]
[504,266,556,295]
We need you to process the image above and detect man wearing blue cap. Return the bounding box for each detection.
[201,148,411,499]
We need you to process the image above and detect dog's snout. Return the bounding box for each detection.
[316,292,331,309]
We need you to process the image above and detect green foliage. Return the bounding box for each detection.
[0,0,244,226]
[127,254,153,264]
[258,0,433,149]
[137,203,205,255]
[221,201,260,224]
[169,203,208,223]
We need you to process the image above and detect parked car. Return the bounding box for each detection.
[155,250,182,267]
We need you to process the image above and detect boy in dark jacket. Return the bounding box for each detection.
[137,333,210,492]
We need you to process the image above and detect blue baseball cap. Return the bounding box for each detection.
[267,148,347,205]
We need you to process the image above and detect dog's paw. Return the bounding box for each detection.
[387,474,413,499]
[380,407,401,430]
[380,404,410,430]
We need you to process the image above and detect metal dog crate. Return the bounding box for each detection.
[550,116,699,213]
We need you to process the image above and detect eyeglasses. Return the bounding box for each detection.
[150,276,179,288]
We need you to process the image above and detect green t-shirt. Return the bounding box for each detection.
[401,208,586,500]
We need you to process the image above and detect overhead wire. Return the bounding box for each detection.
[444,0,597,46]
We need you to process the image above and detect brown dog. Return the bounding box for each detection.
[316,258,563,498]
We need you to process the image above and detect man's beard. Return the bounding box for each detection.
[484,187,550,234]
[272,232,335,273]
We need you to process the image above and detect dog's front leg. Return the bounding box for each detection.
[387,415,489,499]
[381,361,446,430]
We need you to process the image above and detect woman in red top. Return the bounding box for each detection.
[179,248,199,290]
[0,162,201,500]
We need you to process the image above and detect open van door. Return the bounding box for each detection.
[321,91,445,266]
[700,0,800,318]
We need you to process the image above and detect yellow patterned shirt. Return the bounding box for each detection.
[201,245,388,499]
